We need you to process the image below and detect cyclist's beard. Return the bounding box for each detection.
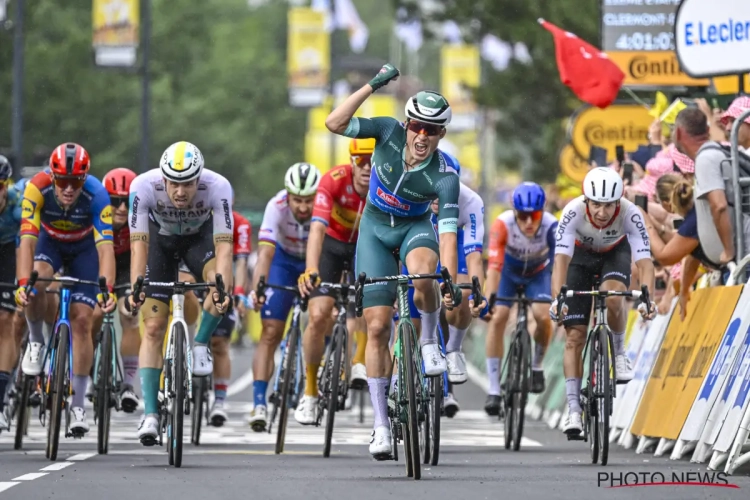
[293,211,311,224]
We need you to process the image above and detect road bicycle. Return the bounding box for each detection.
[558,278,649,466]
[133,275,227,468]
[255,276,308,455]
[489,286,551,452]
[355,267,457,480]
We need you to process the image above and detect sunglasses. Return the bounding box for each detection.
[351,154,372,167]
[515,210,543,222]
[110,195,128,207]
[406,120,443,137]
[53,176,86,191]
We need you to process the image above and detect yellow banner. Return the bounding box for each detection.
[287,8,329,90]
[441,45,480,116]
[558,145,589,184]
[92,0,139,48]
[605,51,710,87]
[568,104,652,164]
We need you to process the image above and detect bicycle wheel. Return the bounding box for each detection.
[511,331,530,452]
[48,325,69,462]
[420,380,430,465]
[588,331,599,465]
[598,328,612,466]
[96,323,114,455]
[191,376,206,445]
[402,322,421,480]
[323,324,344,458]
[428,374,443,466]
[276,326,299,455]
[13,372,32,451]
[171,324,186,468]
[504,340,518,450]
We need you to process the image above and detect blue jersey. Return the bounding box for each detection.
[0,181,25,246]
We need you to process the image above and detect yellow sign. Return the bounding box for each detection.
[441,45,480,116]
[287,8,329,107]
[92,0,139,67]
[605,51,710,87]
[568,104,652,163]
[558,145,589,183]
[712,74,750,95]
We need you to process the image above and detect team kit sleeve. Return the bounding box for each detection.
[462,191,485,254]
[554,199,582,257]
[211,176,234,243]
[19,174,47,240]
[233,214,252,258]
[487,218,508,273]
[258,197,280,249]
[341,116,398,141]
[624,203,652,262]
[311,171,336,227]
[434,174,461,234]
[546,218,559,261]
[127,174,153,239]
[89,178,114,245]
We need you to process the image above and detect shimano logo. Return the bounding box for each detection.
[557,210,576,241]
[631,213,649,248]
[222,199,232,229]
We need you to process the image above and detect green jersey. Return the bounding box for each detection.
[343,116,460,234]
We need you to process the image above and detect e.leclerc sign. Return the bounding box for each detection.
[675,0,750,78]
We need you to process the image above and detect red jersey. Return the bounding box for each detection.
[311,165,365,243]
[233,211,252,258]
[113,225,130,257]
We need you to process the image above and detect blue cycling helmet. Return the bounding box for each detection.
[0,155,12,181]
[513,182,546,212]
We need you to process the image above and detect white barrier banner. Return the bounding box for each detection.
[713,324,750,452]
[613,316,649,425]
[678,285,750,443]
[615,300,673,436]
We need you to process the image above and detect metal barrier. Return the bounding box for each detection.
[730,108,750,268]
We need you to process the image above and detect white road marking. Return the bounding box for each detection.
[67,452,96,461]
[0,483,18,493]
[12,473,47,481]
[40,462,74,471]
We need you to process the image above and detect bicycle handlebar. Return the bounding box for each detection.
[354,267,456,317]
[255,275,310,312]
[488,292,553,305]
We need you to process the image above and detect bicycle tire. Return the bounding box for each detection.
[96,323,114,455]
[588,331,599,465]
[598,327,612,466]
[402,322,421,480]
[429,374,443,466]
[323,324,345,458]
[276,326,299,455]
[172,323,186,468]
[191,376,206,445]
[13,372,32,451]
[420,383,430,465]
[512,330,530,452]
[358,388,365,424]
[504,340,518,450]
[48,325,69,462]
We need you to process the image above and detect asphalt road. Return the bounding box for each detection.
[1,344,748,500]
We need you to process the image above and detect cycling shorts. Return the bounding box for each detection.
[496,265,552,307]
[355,206,439,309]
[310,235,355,300]
[563,239,632,328]
[144,219,215,305]
[0,242,16,313]
[34,230,99,309]
[213,304,237,338]
[261,246,305,321]
[115,252,131,290]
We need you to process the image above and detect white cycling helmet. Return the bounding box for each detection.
[160,141,204,183]
[583,167,623,203]
[284,162,321,197]
[404,91,452,126]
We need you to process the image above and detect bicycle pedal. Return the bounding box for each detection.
[372,452,393,462]
[250,422,266,433]
[140,435,158,447]
[616,379,631,385]
[210,415,226,428]
[566,433,585,441]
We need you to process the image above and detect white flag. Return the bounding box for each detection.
[311,0,369,54]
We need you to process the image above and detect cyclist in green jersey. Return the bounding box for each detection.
[323,63,464,459]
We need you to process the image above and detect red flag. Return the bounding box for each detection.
[539,19,624,109]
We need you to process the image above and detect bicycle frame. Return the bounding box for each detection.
[92,310,123,401]
[270,301,303,408]
[44,287,74,405]
[165,292,193,398]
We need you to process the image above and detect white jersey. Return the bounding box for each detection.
[129,168,234,237]
[258,190,310,259]
[457,182,485,254]
[555,196,651,261]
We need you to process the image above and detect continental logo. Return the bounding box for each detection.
[569,104,653,162]
[605,51,710,87]
[583,122,648,144]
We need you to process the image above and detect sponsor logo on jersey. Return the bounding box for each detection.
[331,168,345,180]
[376,166,392,184]
[156,200,166,211]
[557,210,576,241]
[21,198,36,217]
[407,232,430,246]
[222,199,232,230]
[422,172,433,185]
[346,185,353,194]
[403,187,428,199]
[50,220,82,231]
[315,193,330,208]
[196,201,204,209]
[470,214,477,239]
[130,196,139,227]
[376,187,410,211]
[388,141,401,153]
[443,203,459,209]
[631,213,649,248]
[102,229,113,237]
[100,206,112,224]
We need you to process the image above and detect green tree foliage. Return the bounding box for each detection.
[396,0,601,182]
[0,0,308,203]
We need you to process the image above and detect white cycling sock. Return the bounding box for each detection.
[566,377,582,414]
[27,318,45,345]
[446,325,467,353]
[417,308,440,345]
[613,331,625,356]
[367,377,389,429]
[187,322,197,343]
[486,357,501,396]
[532,342,546,370]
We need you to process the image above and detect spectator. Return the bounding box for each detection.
[719,95,750,149]
[696,98,729,142]
[673,107,750,266]
[628,156,678,228]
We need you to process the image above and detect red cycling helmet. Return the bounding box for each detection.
[49,143,90,177]
[102,168,137,196]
